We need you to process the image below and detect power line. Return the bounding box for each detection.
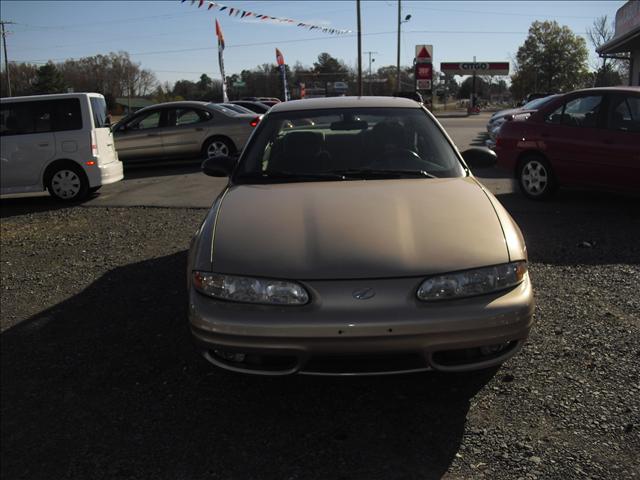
[404,5,596,19]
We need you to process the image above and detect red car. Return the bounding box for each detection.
[495,87,639,199]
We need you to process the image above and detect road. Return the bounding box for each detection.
[1,112,514,209]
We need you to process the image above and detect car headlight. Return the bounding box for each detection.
[192,271,309,305]
[417,261,527,301]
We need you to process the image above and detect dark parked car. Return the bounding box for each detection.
[229,101,270,114]
[495,87,639,199]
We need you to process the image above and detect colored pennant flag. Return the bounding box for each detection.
[180,0,352,35]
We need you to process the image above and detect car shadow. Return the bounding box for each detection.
[469,131,489,147]
[1,251,495,480]
[495,190,640,265]
[123,160,203,180]
[471,165,513,179]
[0,192,103,219]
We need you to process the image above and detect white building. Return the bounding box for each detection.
[597,0,640,86]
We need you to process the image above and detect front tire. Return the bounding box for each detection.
[47,165,89,201]
[517,155,556,200]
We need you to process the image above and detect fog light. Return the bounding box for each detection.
[214,350,246,363]
[480,343,509,356]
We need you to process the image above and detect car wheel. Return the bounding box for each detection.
[47,165,89,201]
[517,155,556,200]
[204,138,233,159]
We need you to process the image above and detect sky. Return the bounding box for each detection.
[1,0,625,85]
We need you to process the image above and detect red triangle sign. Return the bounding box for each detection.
[417,46,431,59]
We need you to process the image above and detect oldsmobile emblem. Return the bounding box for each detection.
[352,288,376,300]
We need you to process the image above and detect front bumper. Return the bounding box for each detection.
[189,274,534,375]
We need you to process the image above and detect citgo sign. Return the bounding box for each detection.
[440,62,510,76]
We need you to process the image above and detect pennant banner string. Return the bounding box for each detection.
[180,0,352,35]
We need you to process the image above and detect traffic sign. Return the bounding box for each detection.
[415,44,433,63]
[440,62,509,75]
[417,79,431,90]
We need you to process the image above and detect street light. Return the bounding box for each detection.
[364,50,378,95]
[396,0,411,93]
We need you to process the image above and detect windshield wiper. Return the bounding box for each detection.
[334,169,438,179]
[235,170,346,183]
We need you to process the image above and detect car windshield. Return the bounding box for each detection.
[234,107,465,184]
[522,95,556,110]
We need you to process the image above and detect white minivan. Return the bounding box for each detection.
[0,93,123,201]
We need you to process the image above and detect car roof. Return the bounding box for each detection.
[139,100,210,111]
[269,96,422,113]
[569,86,640,94]
[1,92,104,103]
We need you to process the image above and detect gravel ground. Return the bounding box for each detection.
[1,190,639,480]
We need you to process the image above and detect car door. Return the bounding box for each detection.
[540,93,610,188]
[600,93,640,191]
[160,107,211,158]
[0,101,56,192]
[113,108,165,161]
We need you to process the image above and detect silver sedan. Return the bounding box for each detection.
[113,101,259,163]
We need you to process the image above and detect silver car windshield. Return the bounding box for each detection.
[235,107,465,183]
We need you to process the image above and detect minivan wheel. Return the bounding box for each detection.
[517,155,556,200]
[47,166,89,201]
[204,138,233,159]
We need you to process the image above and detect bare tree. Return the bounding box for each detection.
[587,15,629,86]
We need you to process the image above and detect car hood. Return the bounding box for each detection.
[211,177,509,279]
[490,107,522,122]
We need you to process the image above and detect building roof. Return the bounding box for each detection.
[269,96,421,113]
[598,0,640,55]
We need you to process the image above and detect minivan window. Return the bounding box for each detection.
[0,99,82,136]
[90,97,109,128]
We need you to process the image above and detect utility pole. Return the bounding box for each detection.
[364,51,377,95]
[356,0,362,96]
[396,0,401,93]
[395,2,411,93]
[1,20,15,97]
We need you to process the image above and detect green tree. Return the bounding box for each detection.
[32,62,67,94]
[510,20,589,100]
[313,52,349,82]
[457,76,489,99]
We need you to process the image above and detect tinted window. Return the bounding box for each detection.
[174,108,209,126]
[54,99,83,131]
[90,97,109,128]
[607,95,640,132]
[236,107,464,182]
[0,99,82,136]
[127,110,161,130]
[1,103,34,135]
[546,95,603,128]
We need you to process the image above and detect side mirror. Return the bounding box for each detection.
[461,147,497,168]
[202,156,236,177]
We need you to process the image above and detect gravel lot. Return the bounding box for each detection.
[1,186,639,479]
